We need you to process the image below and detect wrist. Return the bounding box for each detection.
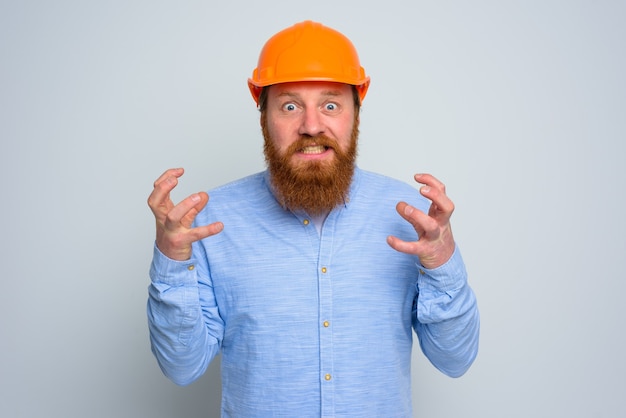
[155,238,192,261]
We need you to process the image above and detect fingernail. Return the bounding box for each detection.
[404,205,414,215]
[421,186,430,194]
[191,194,200,202]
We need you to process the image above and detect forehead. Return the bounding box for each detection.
[268,81,353,99]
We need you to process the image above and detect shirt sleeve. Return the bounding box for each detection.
[147,243,223,385]
[412,245,480,377]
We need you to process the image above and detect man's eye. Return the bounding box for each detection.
[325,103,337,111]
[283,103,296,111]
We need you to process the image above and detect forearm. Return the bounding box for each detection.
[147,245,222,385]
[414,246,480,377]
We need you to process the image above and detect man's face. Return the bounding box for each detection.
[262,81,360,215]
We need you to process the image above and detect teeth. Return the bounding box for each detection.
[301,145,326,154]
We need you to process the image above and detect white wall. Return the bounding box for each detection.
[2,1,625,417]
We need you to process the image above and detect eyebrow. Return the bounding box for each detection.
[276,90,343,99]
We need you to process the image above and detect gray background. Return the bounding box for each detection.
[2,1,625,417]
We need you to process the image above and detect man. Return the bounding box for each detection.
[147,20,479,417]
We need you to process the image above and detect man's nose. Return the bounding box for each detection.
[298,107,325,137]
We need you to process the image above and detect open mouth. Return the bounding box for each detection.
[299,145,328,155]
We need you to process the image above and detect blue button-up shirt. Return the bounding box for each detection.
[148,168,479,417]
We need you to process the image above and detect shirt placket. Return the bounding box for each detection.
[317,212,335,417]
[295,209,337,417]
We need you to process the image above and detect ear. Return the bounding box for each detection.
[259,110,267,130]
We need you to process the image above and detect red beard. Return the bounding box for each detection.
[262,115,359,215]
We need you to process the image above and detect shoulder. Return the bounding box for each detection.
[354,168,421,199]
[197,171,276,222]
[207,172,267,198]
[357,169,414,190]
[352,168,430,212]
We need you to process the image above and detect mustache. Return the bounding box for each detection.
[286,135,340,154]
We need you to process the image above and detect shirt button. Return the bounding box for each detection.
[323,321,330,327]
[419,269,425,275]
[188,265,195,271]
[303,219,310,225]
[324,374,332,381]
[321,267,327,274]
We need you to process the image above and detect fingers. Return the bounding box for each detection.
[165,192,209,229]
[394,202,433,238]
[414,173,445,192]
[147,168,185,218]
[386,234,419,256]
[148,168,224,261]
[186,221,225,243]
[155,191,222,260]
[414,173,454,220]
[388,200,455,268]
[387,173,457,269]
[153,167,185,188]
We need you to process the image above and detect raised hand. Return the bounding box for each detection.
[387,173,456,269]
[147,168,224,261]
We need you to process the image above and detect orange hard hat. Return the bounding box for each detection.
[248,20,370,105]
